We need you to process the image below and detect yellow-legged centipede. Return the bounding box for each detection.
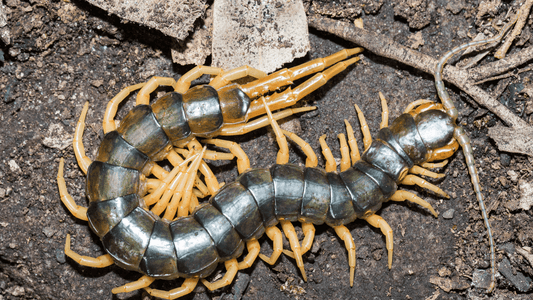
[56,15,518,299]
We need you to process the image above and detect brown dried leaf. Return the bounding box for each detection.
[212,0,309,73]
[84,0,207,40]
[488,125,533,157]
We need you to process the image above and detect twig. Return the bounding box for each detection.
[469,46,533,82]
[307,14,529,129]
[475,65,532,85]
[495,0,533,59]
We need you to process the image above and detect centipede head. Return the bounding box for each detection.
[408,102,459,162]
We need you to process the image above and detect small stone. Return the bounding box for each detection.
[8,160,21,174]
[499,257,532,292]
[6,286,24,297]
[55,248,66,264]
[438,267,451,277]
[472,269,492,289]
[42,227,56,237]
[500,153,511,166]
[442,209,455,219]
[508,170,519,182]
[0,188,5,198]
[42,123,72,150]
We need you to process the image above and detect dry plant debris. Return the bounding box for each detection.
[212,0,309,73]
[84,0,207,40]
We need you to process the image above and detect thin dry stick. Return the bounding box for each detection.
[307,15,529,129]
[469,45,533,82]
[495,0,533,59]
[475,65,532,85]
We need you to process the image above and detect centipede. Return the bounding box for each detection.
[57,15,518,299]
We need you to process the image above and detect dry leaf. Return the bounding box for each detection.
[212,0,310,73]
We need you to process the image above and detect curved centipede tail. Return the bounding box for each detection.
[434,13,519,294]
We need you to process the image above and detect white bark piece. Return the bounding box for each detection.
[84,0,206,40]
[212,0,310,73]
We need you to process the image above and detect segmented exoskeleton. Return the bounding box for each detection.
[57,15,518,299]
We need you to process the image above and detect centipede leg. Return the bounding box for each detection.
[245,55,361,119]
[209,65,267,89]
[145,277,199,300]
[282,129,318,168]
[364,214,394,269]
[262,98,289,165]
[167,149,220,195]
[238,239,261,270]
[401,175,450,198]
[102,82,146,133]
[112,275,155,294]
[74,102,92,173]
[379,92,389,129]
[241,48,363,99]
[344,119,361,163]
[57,158,88,221]
[202,138,250,174]
[389,190,438,217]
[174,65,224,93]
[333,225,356,287]
[219,106,316,136]
[64,234,113,267]
[403,99,434,114]
[409,165,446,179]
[259,226,284,265]
[319,135,337,172]
[427,139,460,162]
[338,133,351,172]
[283,222,316,258]
[353,104,372,151]
[420,160,449,169]
[280,220,307,281]
[201,259,239,291]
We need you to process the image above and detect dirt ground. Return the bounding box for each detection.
[1,0,532,299]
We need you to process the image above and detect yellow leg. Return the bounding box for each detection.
[176,148,206,218]
[201,259,239,291]
[112,275,155,294]
[167,149,220,195]
[74,102,92,173]
[283,222,315,258]
[420,160,448,169]
[379,92,389,129]
[174,66,224,93]
[245,55,361,119]
[238,239,261,270]
[57,158,88,221]
[409,165,446,179]
[135,76,177,106]
[219,106,315,136]
[390,190,438,217]
[280,220,307,281]
[202,138,250,174]
[241,48,363,100]
[428,139,460,162]
[103,82,145,133]
[261,98,289,165]
[143,154,197,205]
[364,214,393,269]
[209,65,267,89]
[344,119,361,164]
[354,104,372,151]
[401,175,450,198]
[333,225,356,287]
[319,135,336,172]
[282,129,318,168]
[64,234,114,267]
[403,99,434,114]
[259,226,284,265]
[338,133,351,172]
[145,277,199,300]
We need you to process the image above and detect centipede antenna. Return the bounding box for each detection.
[434,13,519,294]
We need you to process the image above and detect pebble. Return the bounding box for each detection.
[55,248,66,264]
[442,209,455,219]
[471,269,492,290]
[499,257,532,292]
